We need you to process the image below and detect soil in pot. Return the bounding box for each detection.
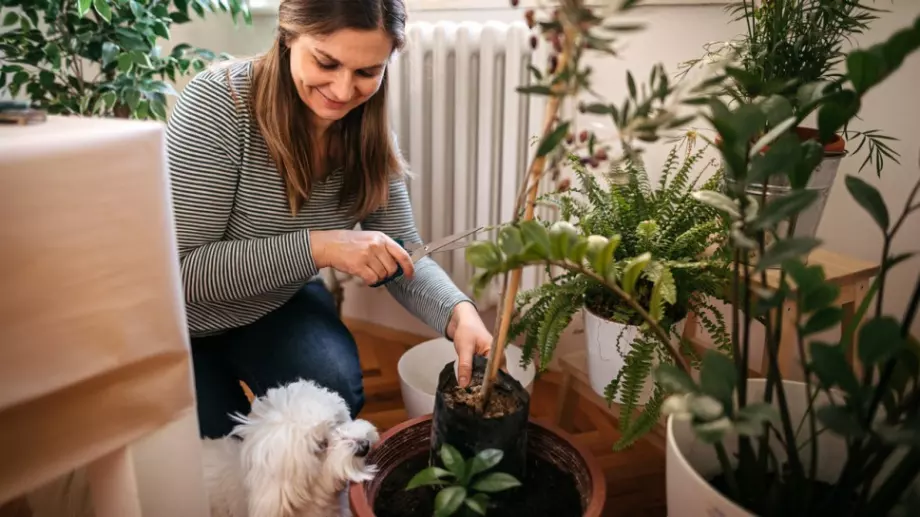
[373,450,583,517]
[430,354,530,480]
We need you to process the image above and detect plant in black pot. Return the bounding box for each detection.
[348,0,735,515]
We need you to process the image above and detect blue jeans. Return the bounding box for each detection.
[190,280,364,439]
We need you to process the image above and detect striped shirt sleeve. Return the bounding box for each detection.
[167,74,319,305]
[362,178,474,335]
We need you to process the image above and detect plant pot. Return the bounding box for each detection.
[349,415,606,517]
[665,378,848,516]
[723,127,846,246]
[397,338,536,419]
[584,306,686,402]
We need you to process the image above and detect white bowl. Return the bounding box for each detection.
[397,338,536,419]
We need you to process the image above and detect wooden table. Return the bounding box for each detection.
[552,248,878,441]
[682,248,878,380]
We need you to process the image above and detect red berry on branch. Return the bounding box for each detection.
[579,130,588,143]
[510,0,519,6]
[594,148,608,161]
[525,9,535,28]
[530,35,538,49]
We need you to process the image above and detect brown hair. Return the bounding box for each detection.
[252,0,407,219]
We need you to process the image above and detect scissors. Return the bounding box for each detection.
[370,226,485,287]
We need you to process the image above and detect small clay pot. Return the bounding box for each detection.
[349,415,606,516]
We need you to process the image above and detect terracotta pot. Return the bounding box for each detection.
[349,415,606,516]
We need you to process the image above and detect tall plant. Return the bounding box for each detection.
[471,3,920,515]
[679,0,900,174]
[0,0,250,120]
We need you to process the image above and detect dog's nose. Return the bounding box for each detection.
[355,440,370,457]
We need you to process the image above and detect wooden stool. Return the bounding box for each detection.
[682,248,878,380]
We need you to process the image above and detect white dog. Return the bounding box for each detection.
[26,379,379,517]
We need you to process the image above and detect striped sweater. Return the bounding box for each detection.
[166,60,471,337]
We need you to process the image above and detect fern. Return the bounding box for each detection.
[508,137,733,450]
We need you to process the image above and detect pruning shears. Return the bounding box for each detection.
[370,226,486,287]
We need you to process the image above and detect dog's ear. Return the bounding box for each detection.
[231,403,327,516]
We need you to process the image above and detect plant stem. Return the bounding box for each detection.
[480,10,576,408]
[715,441,741,500]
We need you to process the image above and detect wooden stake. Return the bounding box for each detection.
[479,26,575,409]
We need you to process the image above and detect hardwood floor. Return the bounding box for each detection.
[350,323,668,517]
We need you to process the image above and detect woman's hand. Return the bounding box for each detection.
[446,301,496,388]
[311,230,415,286]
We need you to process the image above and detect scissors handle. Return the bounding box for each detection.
[370,238,405,288]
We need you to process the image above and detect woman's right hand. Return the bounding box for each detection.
[310,230,416,286]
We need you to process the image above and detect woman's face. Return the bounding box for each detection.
[288,28,393,124]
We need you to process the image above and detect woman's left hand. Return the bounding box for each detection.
[447,301,494,388]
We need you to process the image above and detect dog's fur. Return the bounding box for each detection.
[27,379,379,517]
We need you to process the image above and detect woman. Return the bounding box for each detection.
[166,0,493,439]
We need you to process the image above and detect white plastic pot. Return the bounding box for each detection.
[397,338,536,419]
[584,307,684,402]
[666,379,848,516]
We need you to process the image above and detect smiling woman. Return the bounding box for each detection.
[165,0,495,442]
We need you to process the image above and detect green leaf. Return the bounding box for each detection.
[152,20,171,40]
[78,0,93,16]
[801,307,843,336]
[101,42,119,67]
[93,0,113,23]
[649,267,675,323]
[497,226,524,257]
[817,90,860,143]
[406,467,452,490]
[464,493,490,515]
[699,350,736,406]
[439,444,466,479]
[749,116,798,158]
[654,364,698,393]
[135,100,150,119]
[752,190,819,231]
[801,283,840,313]
[132,51,153,69]
[757,237,821,272]
[621,252,651,295]
[586,235,619,278]
[844,175,889,231]
[627,71,637,98]
[693,417,733,444]
[736,403,779,425]
[466,241,503,270]
[516,85,553,96]
[687,394,724,421]
[847,49,886,95]
[749,132,801,184]
[124,89,141,110]
[2,12,19,26]
[858,316,903,366]
[43,42,61,70]
[149,99,168,120]
[468,449,502,479]
[809,341,860,395]
[519,220,551,258]
[816,404,865,438]
[759,95,793,126]
[692,191,740,219]
[470,472,521,493]
[117,53,134,73]
[434,486,467,517]
[536,121,570,158]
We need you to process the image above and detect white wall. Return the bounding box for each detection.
[168,1,920,344]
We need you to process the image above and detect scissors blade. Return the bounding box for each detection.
[406,227,485,260]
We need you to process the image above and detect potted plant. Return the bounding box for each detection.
[349,0,715,514]
[0,0,250,120]
[678,0,901,242]
[508,137,733,449]
[467,10,920,517]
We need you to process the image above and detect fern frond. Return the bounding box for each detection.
[613,387,665,451]
[614,333,656,431]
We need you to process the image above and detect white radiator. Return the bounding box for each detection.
[387,21,553,304]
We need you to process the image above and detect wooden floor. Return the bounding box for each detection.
[350,322,667,517]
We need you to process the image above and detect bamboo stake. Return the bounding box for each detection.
[479,22,575,409]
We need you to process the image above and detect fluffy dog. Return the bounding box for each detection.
[26,379,379,517]
[204,379,379,517]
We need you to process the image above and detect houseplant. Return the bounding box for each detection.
[509,137,733,450]
[678,0,901,241]
[467,8,920,517]
[350,0,723,514]
[0,0,250,119]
